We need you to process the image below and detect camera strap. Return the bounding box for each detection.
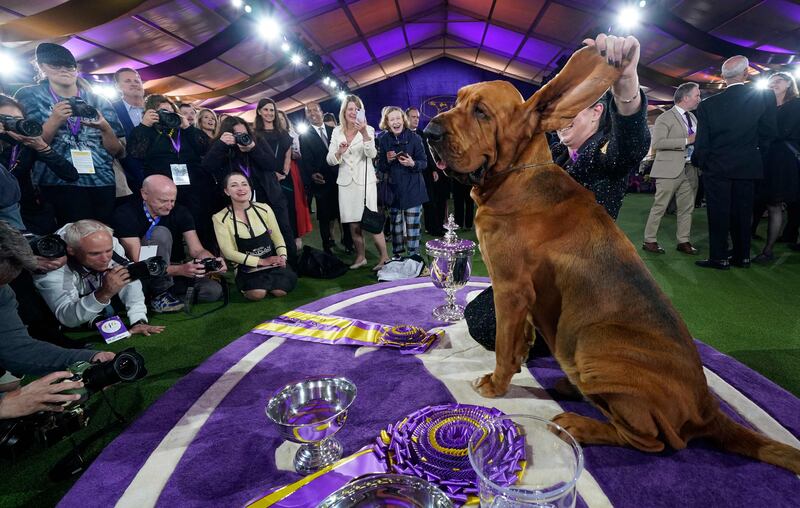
[48,86,82,138]
[181,273,230,318]
[168,130,181,153]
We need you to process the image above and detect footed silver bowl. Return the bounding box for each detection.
[266,376,357,475]
[317,474,454,508]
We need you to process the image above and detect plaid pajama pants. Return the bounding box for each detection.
[389,205,422,256]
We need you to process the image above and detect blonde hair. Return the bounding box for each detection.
[379,106,408,131]
[339,94,364,129]
[196,108,218,135]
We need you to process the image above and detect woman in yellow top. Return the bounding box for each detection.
[213,172,298,301]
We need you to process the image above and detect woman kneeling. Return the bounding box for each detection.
[213,172,297,300]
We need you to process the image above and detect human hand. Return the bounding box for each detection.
[337,141,349,157]
[239,139,256,152]
[141,109,159,128]
[398,154,414,167]
[432,171,439,182]
[583,33,640,80]
[178,260,206,277]
[354,120,368,134]
[47,102,73,126]
[96,266,131,302]
[179,114,190,130]
[36,255,66,273]
[130,323,165,336]
[6,131,49,151]
[220,132,236,146]
[91,351,116,363]
[687,133,696,145]
[81,111,111,132]
[311,172,326,185]
[0,371,83,419]
[386,150,397,162]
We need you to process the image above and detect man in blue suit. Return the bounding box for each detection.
[112,68,145,193]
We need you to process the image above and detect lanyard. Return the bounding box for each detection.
[8,145,20,170]
[142,201,160,240]
[48,86,82,138]
[238,161,251,178]
[168,130,181,153]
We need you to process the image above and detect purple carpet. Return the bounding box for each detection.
[59,278,800,507]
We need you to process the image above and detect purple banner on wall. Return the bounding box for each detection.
[289,57,540,128]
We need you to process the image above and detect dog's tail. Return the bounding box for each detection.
[706,411,800,474]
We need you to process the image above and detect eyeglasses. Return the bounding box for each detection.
[42,63,77,72]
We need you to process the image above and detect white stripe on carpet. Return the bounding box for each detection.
[418,319,614,508]
[114,338,286,508]
[318,281,491,314]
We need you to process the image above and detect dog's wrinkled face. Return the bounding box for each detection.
[424,46,622,186]
[425,81,526,178]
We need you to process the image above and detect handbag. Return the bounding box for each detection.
[360,157,385,234]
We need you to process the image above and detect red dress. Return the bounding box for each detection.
[290,158,313,237]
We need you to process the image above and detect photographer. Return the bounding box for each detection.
[202,115,296,262]
[0,222,114,418]
[127,94,216,251]
[112,175,226,313]
[33,220,163,336]
[14,43,124,226]
[0,94,79,235]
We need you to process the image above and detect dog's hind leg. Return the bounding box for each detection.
[552,412,630,447]
[473,287,532,398]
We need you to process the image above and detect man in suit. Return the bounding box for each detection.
[692,55,777,269]
[408,107,448,236]
[643,82,701,255]
[299,102,352,254]
[112,67,145,194]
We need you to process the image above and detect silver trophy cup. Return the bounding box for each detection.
[266,376,357,475]
[425,214,476,322]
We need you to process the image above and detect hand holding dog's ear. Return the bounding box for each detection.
[583,34,640,82]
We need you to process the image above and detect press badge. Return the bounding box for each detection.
[139,245,158,260]
[70,149,96,174]
[170,164,190,185]
[96,316,131,344]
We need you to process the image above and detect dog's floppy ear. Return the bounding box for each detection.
[524,46,621,133]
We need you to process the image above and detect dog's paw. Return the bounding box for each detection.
[552,412,585,438]
[472,373,508,398]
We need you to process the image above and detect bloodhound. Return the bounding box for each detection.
[424,45,800,473]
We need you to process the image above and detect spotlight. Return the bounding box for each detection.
[231,0,243,8]
[307,60,314,67]
[617,6,641,30]
[259,17,281,40]
[794,67,800,80]
[244,4,252,13]
[290,54,302,65]
[755,78,769,90]
[296,122,309,134]
[323,77,330,85]
[281,42,290,52]
[337,91,347,101]
[0,52,18,77]
[93,84,119,100]
[639,0,646,7]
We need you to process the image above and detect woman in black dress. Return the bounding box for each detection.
[753,72,800,263]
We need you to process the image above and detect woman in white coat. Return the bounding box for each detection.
[327,95,390,270]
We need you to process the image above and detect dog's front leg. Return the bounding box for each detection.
[473,287,533,398]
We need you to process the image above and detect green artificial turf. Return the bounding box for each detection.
[1,193,798,507]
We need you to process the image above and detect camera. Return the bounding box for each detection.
[157,109,182,130]
[66,97,98,119]
[29,234,67,258]
[0,114,43,137]
[233,132,252,146]
[0,349,146,459]
[197,257,223,274]
[125,256,168,281]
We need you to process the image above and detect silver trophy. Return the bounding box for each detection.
[266,376,357,475]
[425,214,476,322]
[317,474,454,507]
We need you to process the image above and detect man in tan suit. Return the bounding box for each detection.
[643,82,701,254]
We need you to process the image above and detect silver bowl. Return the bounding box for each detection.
[317,474,454,508]
[266,376,357,475]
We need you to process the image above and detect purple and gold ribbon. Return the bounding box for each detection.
[253,310,441,354]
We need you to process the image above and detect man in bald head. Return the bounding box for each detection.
[112,175,226,313]
[692,55,777,270]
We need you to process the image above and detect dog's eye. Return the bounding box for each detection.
[474,105,488,120]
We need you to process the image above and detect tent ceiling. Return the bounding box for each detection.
[1,0,798,114]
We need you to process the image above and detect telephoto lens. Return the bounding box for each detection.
[80,348,147,392]
[0,114,43,137]
[157,110,182,130]
[29,234,67,258]
[125,256,168,281]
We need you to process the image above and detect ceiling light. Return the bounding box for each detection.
[323,77,330,85]
[617,6,641,30]
[337,91,347,101]
[0,52,18,77]
[290,54,302,65]
[231,0,243,8]
[281,42,290,52]
[93,84,119,100]
[296,122,309,134]
[259,17,281,40]
[755,78,769,90]
[307,60,314,67]
[639,0,646,7]
[244,4,252,13]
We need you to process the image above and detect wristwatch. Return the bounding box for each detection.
[130,319,148,327]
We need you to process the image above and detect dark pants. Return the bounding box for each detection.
[452,181,474,229]
[40,185,115,226]
[314,187,353,249]
[782,201,800,243]
[704,173,755,262]
[9,270,78,348]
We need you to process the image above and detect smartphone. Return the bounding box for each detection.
[396,151,408,158]
[356,108,366,124]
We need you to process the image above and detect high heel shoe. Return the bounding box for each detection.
[349,258,368,269]
[372,258,390,271]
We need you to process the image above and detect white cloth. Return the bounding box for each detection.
[327,125,379,223]
[377,257,425,281]
[33,225,148,327]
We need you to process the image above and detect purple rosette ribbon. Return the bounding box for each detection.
[373,404,525,505]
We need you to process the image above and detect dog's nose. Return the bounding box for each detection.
[424,120,443,142]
